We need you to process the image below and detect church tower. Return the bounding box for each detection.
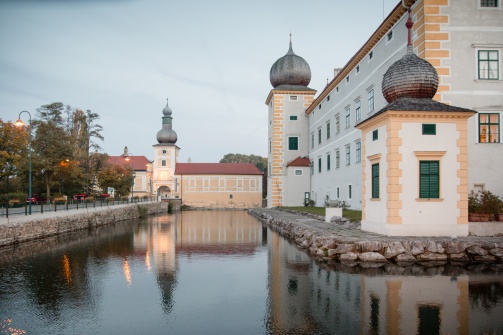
[153,98,180,198]
[266,37,316,207]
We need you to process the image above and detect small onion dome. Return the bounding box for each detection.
[270,39,311,88]
[156,99,178,144]
[381,13,438,103]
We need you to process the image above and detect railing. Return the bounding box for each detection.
[0,196,158,218]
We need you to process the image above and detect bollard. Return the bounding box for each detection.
[41,203,44,214]
[54,202,57,212]
[66,202,69,211]
[25,204,27,216]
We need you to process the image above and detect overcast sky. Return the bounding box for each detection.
[0,0,398,163]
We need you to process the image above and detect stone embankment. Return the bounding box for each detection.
[249,208,503,264]
[0,202,170,247]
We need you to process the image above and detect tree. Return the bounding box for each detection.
[219,153,267,173]
[0,119,28,192]
[96,164,132,197]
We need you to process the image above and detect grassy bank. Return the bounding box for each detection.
[281,206,362,222]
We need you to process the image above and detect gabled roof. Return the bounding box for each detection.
[286,156,311,167]
[175,163,262,175]
[108,155,150,171]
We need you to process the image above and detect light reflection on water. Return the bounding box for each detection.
[0,210,501,335]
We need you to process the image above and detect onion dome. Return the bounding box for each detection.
[156,98,178,144]
[270,37,311,88]
[381,12,438,103]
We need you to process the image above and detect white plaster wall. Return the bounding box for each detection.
[363,124,388,225]
[285,166,310,206]
[400,122,461,230]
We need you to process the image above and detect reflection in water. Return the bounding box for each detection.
[0,211,502,334]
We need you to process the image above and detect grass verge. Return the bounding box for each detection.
[281,206,362,222]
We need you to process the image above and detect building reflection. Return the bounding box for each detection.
[265,234,503,334]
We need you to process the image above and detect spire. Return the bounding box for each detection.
[287,32,294,55]
[406,8,413,54]
[156,97,178,144]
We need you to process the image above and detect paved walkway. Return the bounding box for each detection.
[0,201,156,226]
[251,208,503,243]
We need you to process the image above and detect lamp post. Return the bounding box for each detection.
[123,146,134,202]
[14,111,32,215]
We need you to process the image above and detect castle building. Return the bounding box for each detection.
[151,99,263,208]
[266,0,503,210]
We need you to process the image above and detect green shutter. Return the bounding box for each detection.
[289,137,298,150]
[419,161,439,198]
[372,164,379,198]
[372,129,378,141]
[422,124,436,135]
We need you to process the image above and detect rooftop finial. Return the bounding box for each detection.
[406,8,413,53]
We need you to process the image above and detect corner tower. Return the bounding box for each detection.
[153,98,180,199]
[266,37,316,207]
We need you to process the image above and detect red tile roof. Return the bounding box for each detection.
[286,156,311,167]
[175,163,262,175]
[108,155,151,171]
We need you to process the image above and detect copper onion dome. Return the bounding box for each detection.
[270,37,311,88]
[381,12,438,103]
[156,98,178,144]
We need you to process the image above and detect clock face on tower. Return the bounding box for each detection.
[162,149,167,156]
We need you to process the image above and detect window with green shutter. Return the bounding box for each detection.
[371,163,379,198]
[372,129,378,141]
[419,161,440,198]
[288,137,298,150]
[422,124,436,135]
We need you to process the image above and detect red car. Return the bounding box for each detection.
[26,196,47,204]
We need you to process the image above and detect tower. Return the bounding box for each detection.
[153,98,180,199]
[265,37,316,207]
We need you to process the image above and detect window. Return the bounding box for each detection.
[419,161,440,198]
[327,95,331,102]
[355,100,361,121]
[311,132,315,148]
[356,65,360,74]
[290,95,298,101]
[479,113,500,143]
[318,104,322,110]
[327,122,331,139]
[290,115,298,120]
[480,0,499,7]
[387,30,393,42]
[346,145,351,165]
[318,128,322,144]
[348,185,352,199]
[356,141,361,163]
[369,51,373,60]
[161,160,166,166]
[422,124,436,135]
[335,115,340,134]
[318,157,322,173]
[345,107,351,128]
[336,187,340,199]
[327,153,331,170]
[288,137,299,150]
[372,164,379,199]
[372,129,378,141]
[346,76,350,83]
[368,89,375,113]
[478,50,499,80]
[310,160,314,175]
[335,149,340,168]
[295,169,302,176]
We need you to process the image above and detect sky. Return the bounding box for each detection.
[0,0,398,163]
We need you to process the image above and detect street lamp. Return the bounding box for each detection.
[14,111,32,215]
[123,146,134,202]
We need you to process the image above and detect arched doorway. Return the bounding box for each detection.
[157,186,171,199]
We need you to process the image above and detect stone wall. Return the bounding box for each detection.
[0,202,169,247]
[249,209,503,264]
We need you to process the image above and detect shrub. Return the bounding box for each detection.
[137,205,149,218]
[469,191,503,214]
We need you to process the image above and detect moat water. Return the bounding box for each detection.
[0,211,502,334]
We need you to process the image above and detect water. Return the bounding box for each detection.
[0,210,502,335]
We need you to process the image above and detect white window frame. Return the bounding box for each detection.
[478,0,501,9]
[345,106,351,128]
[368,87,375,113]
[345,144,351,166]
[355,141,362,163]
[355,99,361,122]
[475,47,501,80]
[295,169,303,176]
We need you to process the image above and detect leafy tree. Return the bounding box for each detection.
[0,119,28,192]
[96,164,132,197]
[219,153,267,172]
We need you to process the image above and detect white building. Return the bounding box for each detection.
[266,0,503,209]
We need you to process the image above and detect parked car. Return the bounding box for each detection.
[73,194,88,201]
[26,196,47,204]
